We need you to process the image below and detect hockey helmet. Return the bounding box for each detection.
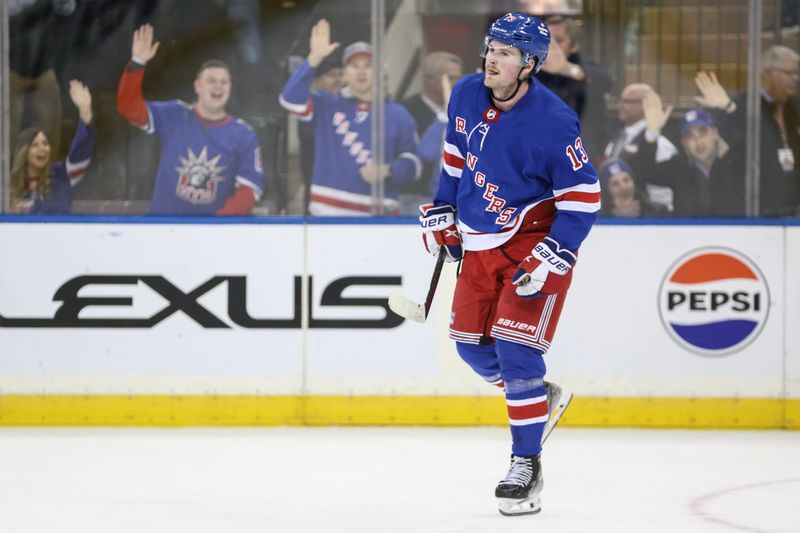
[482,12,551,74]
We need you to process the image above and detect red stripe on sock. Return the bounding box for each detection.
[507,401,548,420]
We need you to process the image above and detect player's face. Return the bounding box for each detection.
[26,131,51,171]
[194,67,231,115]
[483,40,529,94]
[608,171,635,200]
[682,125,719,164]
[344,56,373,97]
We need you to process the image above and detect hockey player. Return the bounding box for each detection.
[279,19,421,215]
[10,80,94,214]
[419,12,600,516]
[117,24,264,215]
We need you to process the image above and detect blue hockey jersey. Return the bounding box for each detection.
[280,61,421,215]
[23,120,94,214]
[144,101,264,215]
[433,73,600,252]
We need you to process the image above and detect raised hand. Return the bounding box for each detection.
[132,23,160,64]
[642,89,673,135]
[69,79,92,124]
[694,71,732,109]
[540,38,568,76]
[308,19,340,68]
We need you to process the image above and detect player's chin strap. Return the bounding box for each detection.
[491,68,527,102]
[484,58,535,103]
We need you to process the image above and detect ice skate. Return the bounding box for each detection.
[541,381,573,444]
[495,454,543,516]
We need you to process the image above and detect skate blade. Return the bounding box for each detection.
[541,388,573,444]
[551,390,573,421]
[497,496,542,517]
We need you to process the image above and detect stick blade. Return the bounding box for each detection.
[388,292,427,323]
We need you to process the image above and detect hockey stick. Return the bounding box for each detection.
[388,246,446,323]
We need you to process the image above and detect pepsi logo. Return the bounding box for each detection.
[658,248,770,356]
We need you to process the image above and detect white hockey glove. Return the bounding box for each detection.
[511,236,576,298]
[419,203,463,262]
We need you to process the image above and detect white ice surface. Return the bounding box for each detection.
[0,427,798,533]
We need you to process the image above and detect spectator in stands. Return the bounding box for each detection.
[677,109,744,216]
[10,79,94,214]
[537,15,612,162]
[626,105,745,217]
[117,24,265,215]
[295,55,346,214]
[413,71,457,204]
[398,51,463,214]
[279,19,420,215]
[599,158,666,218]
[604,83,679,212]
[311,56,345,95]
[695,46,800,216]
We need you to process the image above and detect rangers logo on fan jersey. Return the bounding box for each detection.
[175,146,226,205]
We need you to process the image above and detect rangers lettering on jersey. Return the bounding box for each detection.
[433,73,600,251]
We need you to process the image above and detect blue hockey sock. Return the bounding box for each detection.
[496,339,548,456]
[505,382,548,456]
[455,342,504,388]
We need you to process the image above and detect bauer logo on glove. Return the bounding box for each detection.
[532,241,571,274]
[419,203,463,262]
[512,236,576,297]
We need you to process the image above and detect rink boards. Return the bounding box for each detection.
[0,218,798,428]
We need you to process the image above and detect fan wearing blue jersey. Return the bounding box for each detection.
[279,19,421,215]
[419,12,600,516]
[10,80,95,214]
[117,24,264,215]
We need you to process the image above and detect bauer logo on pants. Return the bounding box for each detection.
[658,247,770,356]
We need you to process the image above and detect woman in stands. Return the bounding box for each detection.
[599,158,667,218]
[10,80,94,214]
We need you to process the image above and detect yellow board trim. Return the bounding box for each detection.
[0,395,798,428]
